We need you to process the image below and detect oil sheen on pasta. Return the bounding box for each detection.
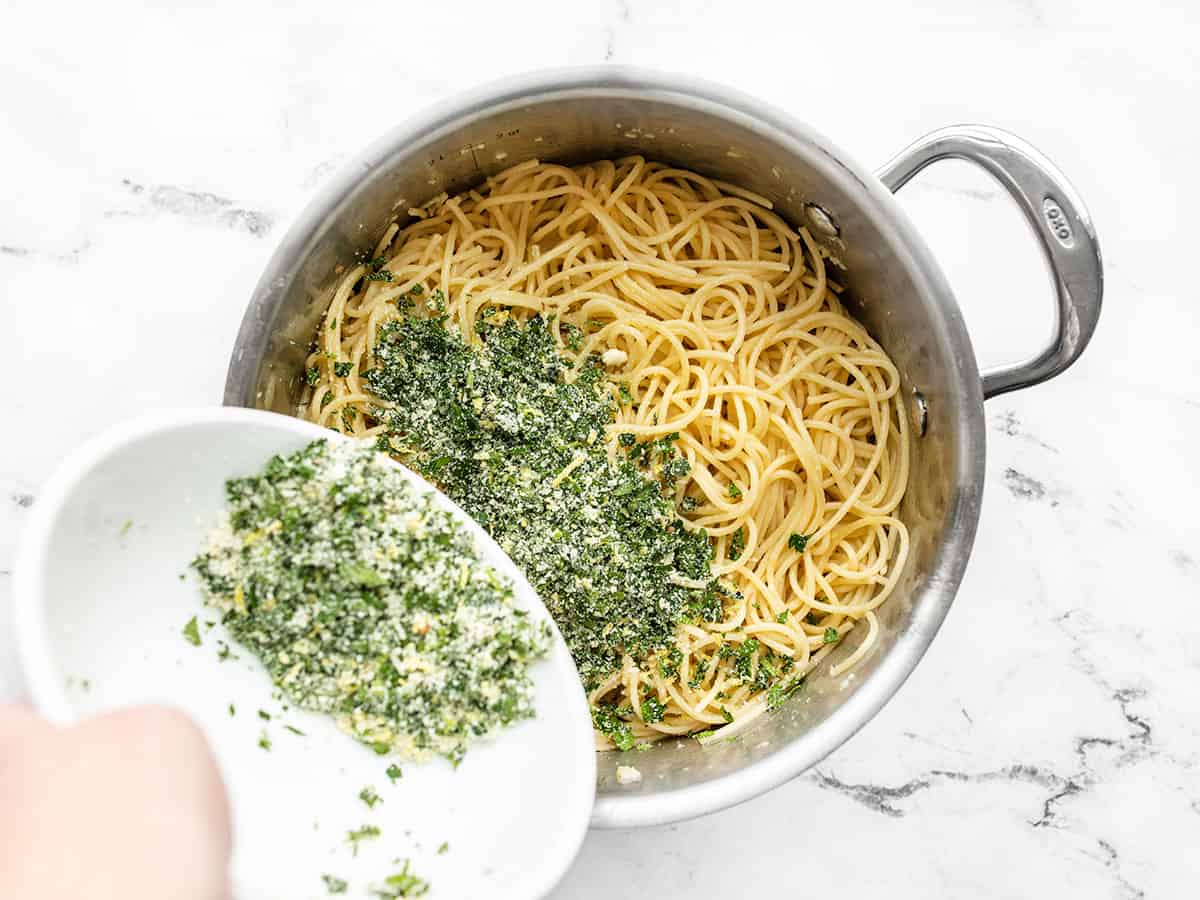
[302,157,910,749]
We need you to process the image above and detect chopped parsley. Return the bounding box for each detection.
[361,255,394,283]
[333,361,353,378]
[727,482,742,499]
[640,696,666,723]
[592,703,635,751]
[562,322,584,351]
[257,709,271,721]
[755,651,777,690]
[359,786,381,809]
[787,532,811,553]
[437,841,449,855]
[257,731,271,751]
[284,724,306,736]
[776,610,789,623]
[191,440,550,763]
[182,616,201,647]
[423,288,445,313]
[824,627,840,644]
[385,763,402,783]
[732,638,758,681]
[729,526,745,561]
[322,874,349,894]
[657,646,683,679]
[347,824,381,856]
[306,366,320,387]
[372,860,428,898]
[767,677,805,710]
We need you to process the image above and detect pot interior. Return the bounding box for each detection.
[230,76,984,826]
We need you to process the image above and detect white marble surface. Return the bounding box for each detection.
[2,1,1198,897]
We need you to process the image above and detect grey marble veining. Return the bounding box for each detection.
[2,0,1198,897]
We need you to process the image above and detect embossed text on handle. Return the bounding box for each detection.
[1042,197,1074,248]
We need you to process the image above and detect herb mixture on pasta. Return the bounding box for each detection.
[302,157,910,749]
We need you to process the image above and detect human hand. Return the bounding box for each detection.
[0,704,232,899]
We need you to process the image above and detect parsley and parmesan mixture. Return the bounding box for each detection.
[191,439,550,763]
[300,162,915,750]
[365,311,725,688]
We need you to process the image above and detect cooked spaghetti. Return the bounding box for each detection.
[301,157,910,748]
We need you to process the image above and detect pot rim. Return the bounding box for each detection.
[225,65,986,829]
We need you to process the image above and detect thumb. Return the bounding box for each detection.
[0,704,52,762]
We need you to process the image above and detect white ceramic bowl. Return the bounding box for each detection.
[13,407,595,900]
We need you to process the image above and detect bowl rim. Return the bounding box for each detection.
[223,65,986,829]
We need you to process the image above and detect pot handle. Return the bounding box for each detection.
[876,125,1103,400]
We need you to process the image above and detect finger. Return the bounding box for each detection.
[0,705,51,759]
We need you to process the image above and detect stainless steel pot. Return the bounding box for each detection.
[225,68,1102,829]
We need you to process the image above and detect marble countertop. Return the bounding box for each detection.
[3,1,1198,897]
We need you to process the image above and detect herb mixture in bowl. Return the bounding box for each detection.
[191,438,551,763]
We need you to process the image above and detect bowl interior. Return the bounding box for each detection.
[16,410,594,896]
[228,72,984,826]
